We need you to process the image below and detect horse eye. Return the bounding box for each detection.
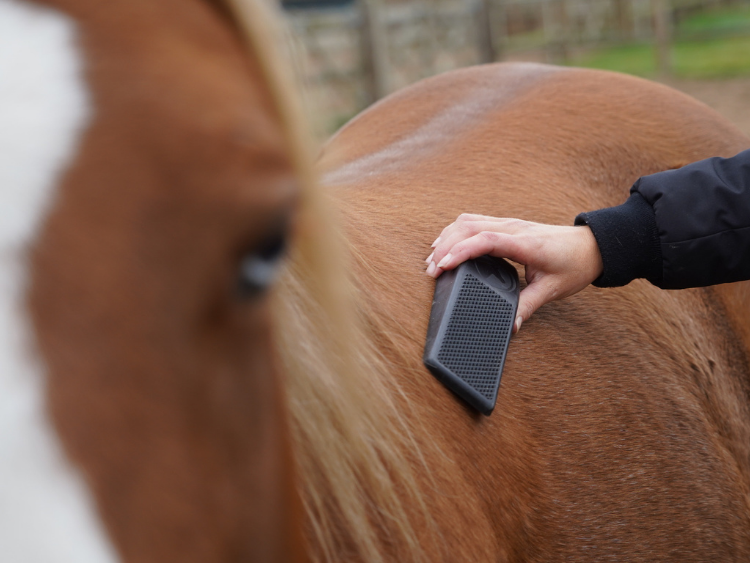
[237,230,287,298]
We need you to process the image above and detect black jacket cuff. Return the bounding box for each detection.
[574,193,662,287]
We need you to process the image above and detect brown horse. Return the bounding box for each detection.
[3,0,307,560]
[4,0,750,561]
[275,63,750,561]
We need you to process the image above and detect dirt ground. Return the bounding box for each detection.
[663,77,750,138]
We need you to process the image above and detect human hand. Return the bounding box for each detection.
[425,214,603,333]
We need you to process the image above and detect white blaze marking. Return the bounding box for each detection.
[0,1,119,561]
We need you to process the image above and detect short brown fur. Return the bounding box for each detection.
[275,63,750,561]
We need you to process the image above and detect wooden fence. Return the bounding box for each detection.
[284,0,749,135]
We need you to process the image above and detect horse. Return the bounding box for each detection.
[277,64,750,560]
[4,0,750,562]
[1,0,309,560]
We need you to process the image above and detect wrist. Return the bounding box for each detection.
[578,225,604,284]
[574,193,662,287]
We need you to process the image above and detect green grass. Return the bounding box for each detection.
[676,35,750,77]
[572,35,750,79]
[573,43,657,77]
[568,4,750,79]
[679,4,750,36]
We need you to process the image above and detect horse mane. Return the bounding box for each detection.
[220,1,434,560]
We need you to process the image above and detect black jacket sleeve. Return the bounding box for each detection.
[575,147,750,289]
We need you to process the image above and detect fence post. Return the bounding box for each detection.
[542,0,568,63]
[476,0,496,63]
[614,0,632,41]
[360,0,390,103]
[495,0,507,61]
[652,0,672,76]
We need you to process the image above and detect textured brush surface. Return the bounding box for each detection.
[437,275,514,400]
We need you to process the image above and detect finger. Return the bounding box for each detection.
[425,261,448,278]
[454,212,506,224]
[434,212,489,245]
[425,259,445,277]
[434,231,529,273]
[514,279,555,332]
[432,216,526,248]
[432,219,530,267]
[430,216,460,248]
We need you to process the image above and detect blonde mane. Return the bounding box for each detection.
[222,1,434,560]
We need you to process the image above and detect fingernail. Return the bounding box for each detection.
[515,317,523,332]
[436,253,452,269]
[425,252,434,264]
[431,236,441,248]
[426,261,436,276]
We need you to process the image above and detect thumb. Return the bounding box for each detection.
[514,280,553,334]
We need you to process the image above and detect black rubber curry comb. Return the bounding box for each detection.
[423,255,519,416]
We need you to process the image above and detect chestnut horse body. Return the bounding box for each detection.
[294,63,750,561]
[2,0,750,561]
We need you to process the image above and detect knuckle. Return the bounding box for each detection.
[479,230,500,243]
[510,232,529,250]
[520,300,536,316]
[457,223,474,237]
[464,213,490,223]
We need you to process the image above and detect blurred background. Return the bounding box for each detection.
[278,0,750,140]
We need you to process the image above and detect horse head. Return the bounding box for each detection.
[1,0,308,560]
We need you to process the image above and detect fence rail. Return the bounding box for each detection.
[285,0,749,135]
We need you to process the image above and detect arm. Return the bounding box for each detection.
[426,217,603,333]
[427,148,750,331]
[577,147,750,289]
